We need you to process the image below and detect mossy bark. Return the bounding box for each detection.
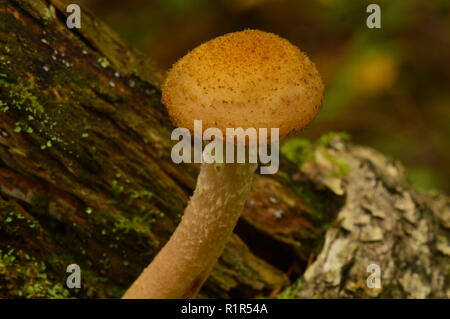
[0,0,449,299]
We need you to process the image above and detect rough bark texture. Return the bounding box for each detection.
[291,141,450,298]
[0,0,449,299]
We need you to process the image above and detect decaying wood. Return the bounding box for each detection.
[0,0,449,299]
[293,141,450,298]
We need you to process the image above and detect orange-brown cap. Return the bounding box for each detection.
[161,29,324,140]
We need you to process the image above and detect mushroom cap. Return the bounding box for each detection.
[162,29,324,141]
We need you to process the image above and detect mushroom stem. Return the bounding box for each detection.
[123,161,258,299]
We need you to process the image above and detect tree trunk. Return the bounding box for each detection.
[0,0,449,299]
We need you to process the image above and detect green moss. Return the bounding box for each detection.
[0,65,102,160]
[0,200,126,298]
[128,189,153,205]
[279,132,351,224]
[13,123,22,133]
[97,57,110,68]
[42,7,53,21]
[0,78,45,114]
[321,150,349,178]
[77,172,162,255]
[0,10,152,299]
[0,248,71,298]
[1,205,39,233]
[0,92,8,112]
[110,209,162,237]
[0,77,72,151]
[111,179,125,197]
[319,131,351,147]
[281,132,351,166]
[281,138,314,165]
[281,133,350,178]
[276,281,303,299]
[90,176,164,252]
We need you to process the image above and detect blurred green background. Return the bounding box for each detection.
[79,0,450,193]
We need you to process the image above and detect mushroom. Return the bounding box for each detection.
[123,29,324,299]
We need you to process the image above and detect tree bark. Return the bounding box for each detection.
[285,140,450,298]
[0,0,448,299]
